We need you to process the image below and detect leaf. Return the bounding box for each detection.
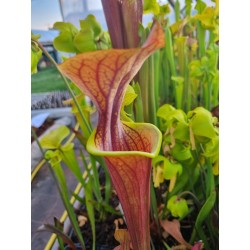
[120,85,138,122]
[73,29,97,52]
[38,224,77,250]
[132,82,144,122]
[194,0,206,14]
[157,104,189,141]
[188,107,217,141]
[173,122,190,142]
[171,76,184,85]
[31,39,42,74]
[158,104,187,126]
[167,196,189,218]
[194,7,218,30]
[79,14,102,39]
[195,190,216,229]
[159,4,171,16]
[212,160,219,175]
[185,0,192,16]
[163,160,182,180]
[171,142,193,162]
[189,60,203,78]
[31,32,41,41]
[53,22,79,53]
[203,136,219,159]
[170,18,189,35]
[122,85,138,107]
[31,45,42,74]
[160,219,192,249]
[44,150,62,166]
[53,217,65,249]
[114,229,131,250]
[143,0,160,15]
[157,104,176,121]
[169,166,190,196]
[40,125,70,149]
[60,143,83,182]
[59,21,165,250]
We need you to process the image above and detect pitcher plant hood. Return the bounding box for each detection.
[59,21,165,250]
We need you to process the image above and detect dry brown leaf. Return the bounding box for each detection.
[113,219,131,250]
[160,219,192,249]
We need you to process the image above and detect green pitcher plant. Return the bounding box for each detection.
[58,21,165,250]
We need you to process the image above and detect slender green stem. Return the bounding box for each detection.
[175,36,187,109]
[139,59,150,122]
[97,157,112,205]
[153,50,160,112]
[185,0,192,16]
[164,27,177,77]
[176,37,186,77]
[34,40,92,136]
[161,52,170,104]
[174,0,180,22]
[204,158,215,198]
[89,156,102,202]
[164,26,178,107]
[31,128,45,156]
[150,177,161,236]
[202,74,210,110]
[175,37,188,110]
[148,55,157,125]
[208,30,215,46]
[133,82,144,122]
[178,191,201,206]
[197,21,206,58]
[138,27,150,122]
[186,77,192,111]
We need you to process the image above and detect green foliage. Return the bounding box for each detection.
[144,0,219,112]
[167,195,189,218]
[31,32,42,74]
[53,22,79,53]
[143,0,160,15]
[40,126,69,149]
[156,104,219,247]
[188,107,218,142]
[53,14,111,54]
[120,85,138,122]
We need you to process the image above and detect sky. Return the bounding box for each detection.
[31,0,63,30]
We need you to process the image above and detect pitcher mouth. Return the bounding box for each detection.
[86,122,162,158]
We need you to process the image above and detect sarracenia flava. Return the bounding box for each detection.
[58,21,165,250]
